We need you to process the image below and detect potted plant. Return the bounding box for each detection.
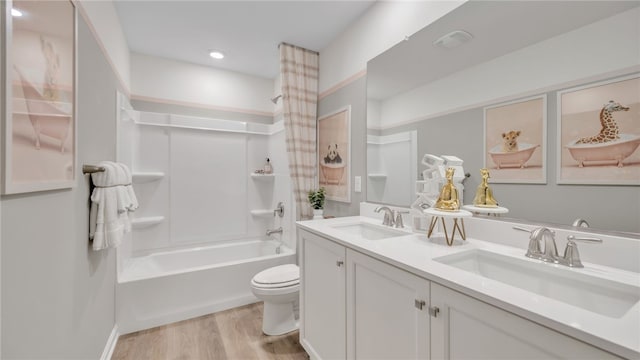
[308,187,326,220]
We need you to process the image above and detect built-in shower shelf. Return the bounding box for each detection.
[368,173,387,179]
[250,209,274,218]
[131,216,165,229]
[250,173,275,179]
[132,172,165,183]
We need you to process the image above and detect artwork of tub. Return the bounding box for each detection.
[484,95,546,184]
[565,134,640,168]
[558,75,639,185]
[318,106,351,202]
[488,143,540,169]
[320,162,346,185]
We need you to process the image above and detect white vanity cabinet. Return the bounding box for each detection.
[299,228,623,360]
[430,283,621,359]
[300,229,430,360]
[346,249,430,359]
[299,230,347,360]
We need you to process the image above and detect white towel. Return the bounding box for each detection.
[89,161,138,250]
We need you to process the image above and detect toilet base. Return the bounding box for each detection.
[262,301,298,336]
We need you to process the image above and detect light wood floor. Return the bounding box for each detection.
[112,302,308,360]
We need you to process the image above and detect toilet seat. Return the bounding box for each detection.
[251,264,299,289]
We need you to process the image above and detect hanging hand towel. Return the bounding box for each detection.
[89,161,138,250]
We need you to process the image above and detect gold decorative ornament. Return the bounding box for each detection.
[473,168,498,207]
[434,167,460,211]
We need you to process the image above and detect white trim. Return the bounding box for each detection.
[124,108,284,136]
[367,132,414,145]
[100,325,119,360]
[319,69,366,100]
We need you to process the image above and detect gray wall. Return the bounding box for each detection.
[131,99,274,124]
[318,76,367,217]
[380,91,640,234]
[1,15,120,359]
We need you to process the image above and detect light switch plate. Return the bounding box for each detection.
[354,176,362,192]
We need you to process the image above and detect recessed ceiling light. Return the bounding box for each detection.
[433,30,473,49]
[209,51,224,60]
[11,8,23,17]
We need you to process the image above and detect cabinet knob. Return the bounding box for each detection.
[414,299,426,310]
[336,260,344,267]
[429,306,440,317]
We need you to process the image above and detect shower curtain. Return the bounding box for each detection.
[280,43,319,220]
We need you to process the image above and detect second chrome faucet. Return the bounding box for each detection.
[514,226,602,268]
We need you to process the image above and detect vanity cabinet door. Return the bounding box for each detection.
[346,249,430,360]
[430,283,621,359]
[300,230,346,360]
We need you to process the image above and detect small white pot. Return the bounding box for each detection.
[313,209,324,220]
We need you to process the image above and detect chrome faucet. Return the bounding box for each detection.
[572,218,589,228]
[374,206,395,226]
[266,227,283,236]
[514,226,602,268]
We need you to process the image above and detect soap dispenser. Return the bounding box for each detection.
[264,158,273,174]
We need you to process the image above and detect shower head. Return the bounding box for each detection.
[271,94,282,104]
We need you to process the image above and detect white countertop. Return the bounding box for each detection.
[297,216,640,359]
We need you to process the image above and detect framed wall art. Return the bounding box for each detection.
[483,95,547,184]
[557,74,640,185]
[2,0,76,194]
[318,106,351,202]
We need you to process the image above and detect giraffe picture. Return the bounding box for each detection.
[557,74,640,185]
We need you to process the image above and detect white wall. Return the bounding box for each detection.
[378,7,640,129]
[131,53,275,117]
[319,0,465,95]
[76,0,130,92]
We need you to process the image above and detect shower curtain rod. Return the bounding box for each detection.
[278,42,319,54]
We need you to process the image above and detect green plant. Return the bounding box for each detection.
[307,187,326,210]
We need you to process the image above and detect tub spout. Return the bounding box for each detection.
[266,227,283,236]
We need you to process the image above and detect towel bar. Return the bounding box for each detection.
[82,164,106,174]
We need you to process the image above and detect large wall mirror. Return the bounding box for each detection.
[366,1,640,234]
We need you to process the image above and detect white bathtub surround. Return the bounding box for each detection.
[114,92,298,333]
[280,44,319,220]
[90,161,139,250]
[298,213,640,358]
[117,239,295,334]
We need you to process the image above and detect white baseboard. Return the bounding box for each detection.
[118,295,259,335]
[100,325,119,360]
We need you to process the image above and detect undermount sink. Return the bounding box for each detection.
[331,222,407,240]
[434,249,640,318]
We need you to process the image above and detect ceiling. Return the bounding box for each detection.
[114,0,376,80]
[368,1,640,101]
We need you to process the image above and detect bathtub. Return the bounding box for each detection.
[565,133,640,168]
[116,239,296,334]
[320,162,346,185]
[488,143,540,169]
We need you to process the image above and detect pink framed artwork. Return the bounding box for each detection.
[2,0,77,194]
[557,74,640,185]
[483,95,547,184]
[318,106,351,203]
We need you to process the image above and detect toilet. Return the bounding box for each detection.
[250,264,300,335]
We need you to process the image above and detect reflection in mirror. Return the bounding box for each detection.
[366,1,640,234]
[366,130,417,206]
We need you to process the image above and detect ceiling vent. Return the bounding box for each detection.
[433,30,473,49]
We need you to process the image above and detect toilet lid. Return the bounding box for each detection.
[253,264,299,285]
